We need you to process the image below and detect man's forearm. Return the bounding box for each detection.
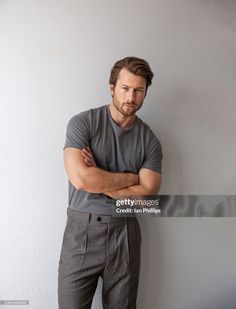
[105,184,157,199]
[79,166,138,193]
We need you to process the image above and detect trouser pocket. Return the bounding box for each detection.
[61,215,88,254]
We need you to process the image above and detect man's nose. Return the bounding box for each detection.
[126,89,135,102]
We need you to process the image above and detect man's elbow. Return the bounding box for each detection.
[144,183,161,195]
[73,177,86,191]
[144,188,159,195]
[73,174,101,193]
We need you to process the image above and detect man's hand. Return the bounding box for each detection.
[81,147,97,167]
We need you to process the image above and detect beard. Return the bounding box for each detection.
[112,95,143,117]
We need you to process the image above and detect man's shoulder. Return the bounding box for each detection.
[68,105,107,123]
[136,117,162,144]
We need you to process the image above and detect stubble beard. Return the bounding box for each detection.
[112,96,143,117]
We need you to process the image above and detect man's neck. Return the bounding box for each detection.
[108,103,136,129]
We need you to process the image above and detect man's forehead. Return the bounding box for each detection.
[117,68,146,86]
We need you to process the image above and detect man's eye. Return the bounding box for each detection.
[122,87,129,91]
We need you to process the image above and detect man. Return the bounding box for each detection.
[58,56,163,309]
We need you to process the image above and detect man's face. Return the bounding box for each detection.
[110,68,147,117]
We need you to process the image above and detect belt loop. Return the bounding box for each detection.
[88,213,91,223]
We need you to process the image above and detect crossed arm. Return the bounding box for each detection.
[64,147,161,198]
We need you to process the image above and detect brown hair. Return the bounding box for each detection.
[109,56,154,95]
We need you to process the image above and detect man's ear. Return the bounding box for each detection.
[109,84,115,97]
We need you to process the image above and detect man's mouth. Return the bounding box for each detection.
[125,103,136,107]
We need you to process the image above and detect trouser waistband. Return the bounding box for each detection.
[67,207,136,224]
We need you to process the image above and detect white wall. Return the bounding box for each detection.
[0,0,236,308]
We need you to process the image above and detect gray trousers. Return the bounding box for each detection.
[58,207,142,309]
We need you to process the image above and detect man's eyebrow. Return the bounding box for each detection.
[121,84,144,89]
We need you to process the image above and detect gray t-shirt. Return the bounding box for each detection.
[64,104,163,214]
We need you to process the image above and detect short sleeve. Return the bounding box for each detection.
[142,133,163,174]
[63,112,90,150]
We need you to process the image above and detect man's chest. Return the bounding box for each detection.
[90,127,145,173]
